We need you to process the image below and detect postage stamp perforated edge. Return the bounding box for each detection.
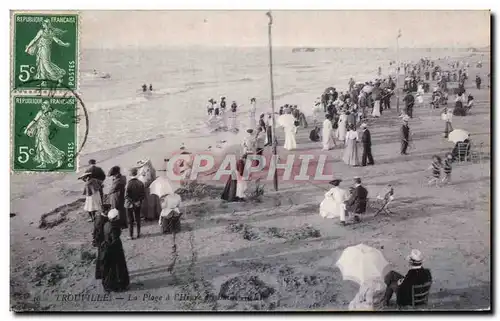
[10,11,82,174]
[10,10,81,94]
[10,94,79,174]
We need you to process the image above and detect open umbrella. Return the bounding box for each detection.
[150,176,179,197]
[336,244,390,285]
[448,129,469,144]
[362,85,373,93]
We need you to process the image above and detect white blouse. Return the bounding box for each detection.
[345,130,359,140]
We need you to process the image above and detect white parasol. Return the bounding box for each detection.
[278,114,295,128]
[448,129,469,144]
[150,176,179,197]
[336,244,390,285]
[362,85,374,93]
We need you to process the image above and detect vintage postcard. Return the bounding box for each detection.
[10,10,491,312]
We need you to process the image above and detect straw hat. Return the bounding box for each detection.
[406,249,423,266]
[360,123,368,129]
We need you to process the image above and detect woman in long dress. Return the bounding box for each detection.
[81,173,103,222]
[336,110,348,142]
[343,124,360,166]
[322,114,336,150]
[24,100,69,168]
[107,166,127,229]
[279,111,297,151]
[441,106,454,138]
[25,19,70,86]
[319,179,349,223]
[92,209,109,281]
[101,209,130,292]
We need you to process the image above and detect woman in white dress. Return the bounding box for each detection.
[322,114,336,150]
[278,110,297,151]
[336,110,348,143]
[343,124,360,166]
[80,172,103,222]
[319,179,349,224]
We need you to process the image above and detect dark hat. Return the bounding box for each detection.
[329,179,342,186]
[246,129,254,134]
[108,165,121,177]
[89,159,97,165]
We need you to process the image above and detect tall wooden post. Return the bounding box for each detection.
[266,11,278,191]
[396,29,402,113]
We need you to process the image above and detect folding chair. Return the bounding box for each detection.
[374,195,395,216]
[456,142,470,163]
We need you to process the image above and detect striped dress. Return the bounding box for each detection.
[431,161,441,178]
[443,159,452,175]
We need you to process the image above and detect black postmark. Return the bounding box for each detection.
[12,78,89,172]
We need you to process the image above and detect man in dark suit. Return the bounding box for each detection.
[360,123,374,166]
[403,92,415,118]
[346,177,368,222]
[86,159,106,202]
[384,249,433,307]
[401,118,410,155]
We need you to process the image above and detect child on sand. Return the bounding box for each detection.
[428,155,442,187]
[442,154,453,185]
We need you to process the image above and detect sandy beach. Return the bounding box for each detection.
[10,51,490,311]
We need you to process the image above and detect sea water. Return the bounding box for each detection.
[79,46,472,156]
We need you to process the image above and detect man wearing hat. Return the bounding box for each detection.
[125,168,145,239]
[383,249,433,307]
[400,117,411,155]
[346,177,368,222]
[360,123,374,166]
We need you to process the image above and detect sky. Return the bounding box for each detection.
[81,10,490,49]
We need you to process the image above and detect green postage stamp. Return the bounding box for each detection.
[12,13,79,91]
[12,96,77,172]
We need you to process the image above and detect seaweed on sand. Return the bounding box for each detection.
[176,181,223,200]
[31,263,65,287]
[218,275,275,301]
[39,198,85,229]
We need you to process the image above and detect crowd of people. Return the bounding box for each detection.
[79,158,183,292]
[77,55,484,306]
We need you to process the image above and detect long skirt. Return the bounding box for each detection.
[221,177,238,202]
[102,240,130,292]
[236,179,248,199]
[443,121,453,138]
[343,138,360,166]
[372,100,381,117]
[319,197,346,220]
[84,193,102,212]
[283,128,297,151]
